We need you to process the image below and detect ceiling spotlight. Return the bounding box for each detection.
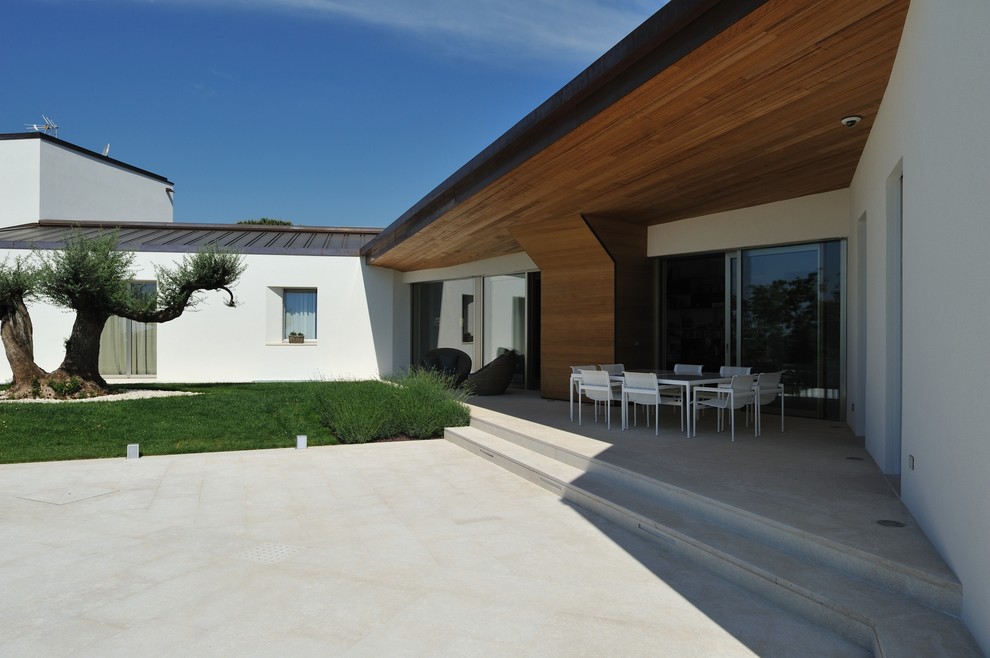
[841,115,862,127]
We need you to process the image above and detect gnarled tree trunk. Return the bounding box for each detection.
[1,297,109,400]
[1,294,47,392]
[53,308,112,392]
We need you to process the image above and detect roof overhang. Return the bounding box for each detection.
[363,0,909,271]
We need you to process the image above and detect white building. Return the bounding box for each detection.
[0,132,174,226]
[2,0,989,650]
[0,133,404,385]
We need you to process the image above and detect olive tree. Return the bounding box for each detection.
[0,256,46,388]
[0,232,245,398]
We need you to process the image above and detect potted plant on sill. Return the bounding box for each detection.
[288,331,305,344]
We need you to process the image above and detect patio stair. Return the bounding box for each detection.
[445,408,982,658]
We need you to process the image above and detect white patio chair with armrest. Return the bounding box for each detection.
[623,372,657,435]
[578,369,621,430]
[692,374,757,441]
[623,372,688,435]
[667,364,705,426]
[570,365,597,397]
[569,365,597,420]
[599,363,625,377]
[665,363,704,399]
[698,365,752,399]
[753,371,784,436]
[697,365,755,418]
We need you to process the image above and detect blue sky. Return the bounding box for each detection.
[2,0,661,227]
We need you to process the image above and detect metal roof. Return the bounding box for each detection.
[0,220,381,257]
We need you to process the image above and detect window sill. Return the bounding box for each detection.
[267,341,318,346]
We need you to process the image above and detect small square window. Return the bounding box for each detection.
[283,289,317,341]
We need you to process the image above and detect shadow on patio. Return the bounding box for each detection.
[455,388,979,656]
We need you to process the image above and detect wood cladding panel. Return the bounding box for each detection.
[511,216,615,399]
[369,0,909,272]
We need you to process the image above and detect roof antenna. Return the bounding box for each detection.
[25,115,58,137]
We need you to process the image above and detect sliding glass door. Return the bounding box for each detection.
[737,242,843,419]
[411,272,539,390]
[661,241,844,420]
[661,253,726,371]
[411,278,476,367]
[483,274,527,388]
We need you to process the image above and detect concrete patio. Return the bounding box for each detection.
[0,388,981,656]
[0,437,869,656]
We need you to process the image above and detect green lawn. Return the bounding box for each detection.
[0,382,335,464]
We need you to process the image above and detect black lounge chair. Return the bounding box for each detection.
[420,347,472,387]
[463,350,517,396]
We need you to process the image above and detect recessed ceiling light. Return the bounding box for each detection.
[841,115,863,127]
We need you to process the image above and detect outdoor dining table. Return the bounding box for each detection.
[625,370,731,436]
[570,369,731,435]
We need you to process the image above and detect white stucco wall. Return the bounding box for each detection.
[849,0,990,650]
[38,140,173,224]
[647,189,850,257]
[0,139,42,226]
[0,250,396,384]
[0,137,173,228]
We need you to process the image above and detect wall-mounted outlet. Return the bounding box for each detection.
[908,454,915,470]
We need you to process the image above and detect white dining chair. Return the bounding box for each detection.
[754,371,785,435]
[570,364,597,399]
[697,365,752,403]
[599,363,625,377]
[623,371,685,435]
[578,369,621,429]
[665,364,703,418]
[698,365,754,408]
[622,372,659,435]
[693,374,757,441]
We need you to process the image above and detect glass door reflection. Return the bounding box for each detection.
[483,274,526,388]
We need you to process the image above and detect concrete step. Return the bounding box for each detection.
[446,424,982,658]
[468,409,963,616]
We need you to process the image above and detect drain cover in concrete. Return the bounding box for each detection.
[235,543,304,564]
[18,487,115,505]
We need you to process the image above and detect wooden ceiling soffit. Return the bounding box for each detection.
[509,215,612,272]
[363,0,771,271]
[364,0,909,272]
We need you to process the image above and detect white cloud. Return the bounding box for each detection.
[305,0,661,62]
[126,0,663,64]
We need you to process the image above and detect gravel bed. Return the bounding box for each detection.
[0,390,200,404]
